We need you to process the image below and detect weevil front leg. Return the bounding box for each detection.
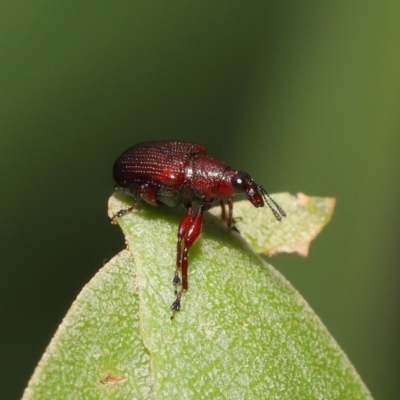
[180,204,205,291]
[173,206,193,291]
[219,197,240,232]
[171,203,206,318]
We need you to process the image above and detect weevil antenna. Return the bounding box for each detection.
[258,185,286,221]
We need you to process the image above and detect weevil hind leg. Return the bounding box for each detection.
[110,206,135,224]
[111,185,142,223]
[111,184,163,223]
[138,183,163,206]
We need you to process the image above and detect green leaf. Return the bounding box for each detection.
[23,193,372,400]
[22,250,151,400]
[209,192,336,256]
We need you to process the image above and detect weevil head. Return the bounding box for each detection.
[222,170,286,221]
[230,171,264,207]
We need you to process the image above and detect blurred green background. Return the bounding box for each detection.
[1,2,399,399]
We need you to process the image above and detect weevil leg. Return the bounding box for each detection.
[220,199,226,222]
[219,197,234,228]
[110,206,136,224]
[111,184,163,223]
[138,183,162,206]
[174,206,193,291]
[227,197,233,228]
[170,292,182,320]
[227,197,242,233]
[111,185,142,223]
[180,204,205,290]
[171,203,205,318]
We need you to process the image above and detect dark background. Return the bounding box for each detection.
[1,2,399,399]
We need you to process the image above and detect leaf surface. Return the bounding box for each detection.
[23,193,372,400]
[209,192,336,256]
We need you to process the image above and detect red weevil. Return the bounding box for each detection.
[112,140,285,317]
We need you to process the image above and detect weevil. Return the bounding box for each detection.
[112,140,285,317]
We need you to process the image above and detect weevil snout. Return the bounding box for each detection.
[245,185,264,208]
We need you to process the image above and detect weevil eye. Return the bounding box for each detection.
[232,171,251,191]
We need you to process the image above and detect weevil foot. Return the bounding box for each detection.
[173,271,182,294]
[231,216,242,233]
[170,294,182,319]
[110,207,134,224]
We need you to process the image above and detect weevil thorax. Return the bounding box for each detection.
[189,155,228,202]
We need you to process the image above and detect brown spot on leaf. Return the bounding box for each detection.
[100,372,127,384]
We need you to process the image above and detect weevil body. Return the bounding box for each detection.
[112,140,285,316]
